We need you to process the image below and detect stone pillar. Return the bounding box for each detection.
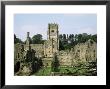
[26,32,31,51]
[27,32,29,38]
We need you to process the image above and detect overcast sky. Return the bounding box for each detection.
[14,14,97,41]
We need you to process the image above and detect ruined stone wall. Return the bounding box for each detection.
[14,43,25,64]
[73,40,97,62]
[44,40,52,57]
[58,50,73,66]
[30,44,44,58]
[57,40,97,67]
[14,39,97,68]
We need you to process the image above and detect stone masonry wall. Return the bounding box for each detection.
[57,39,97,67]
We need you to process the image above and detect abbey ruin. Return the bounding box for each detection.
[14,23,97,75]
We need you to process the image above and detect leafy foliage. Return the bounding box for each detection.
[14,34,46,44]
[59,33,97,50]
[14,34,23,44]
[32,34,44,44]
[51,53,59,72]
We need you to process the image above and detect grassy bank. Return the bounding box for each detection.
[32,65,96,76]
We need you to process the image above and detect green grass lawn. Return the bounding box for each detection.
[33,67,51,76]
[32,65,96,76]
[58,66,88,76]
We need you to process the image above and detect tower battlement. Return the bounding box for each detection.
[48,23,58,29]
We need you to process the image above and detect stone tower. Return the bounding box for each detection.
[47,23,59,51]
[44,23,59,57]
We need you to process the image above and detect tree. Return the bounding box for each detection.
[32,34,43,44]
[91,34,97,42]
[51,53,59,72]
[71,34,74,40]
[77,34,82,43]
[63,34,66,40]
[59,34,63,40]
[68,34,72,41]
[59,40,64,50]
[59,33,97,50]
[14,34,23,44]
